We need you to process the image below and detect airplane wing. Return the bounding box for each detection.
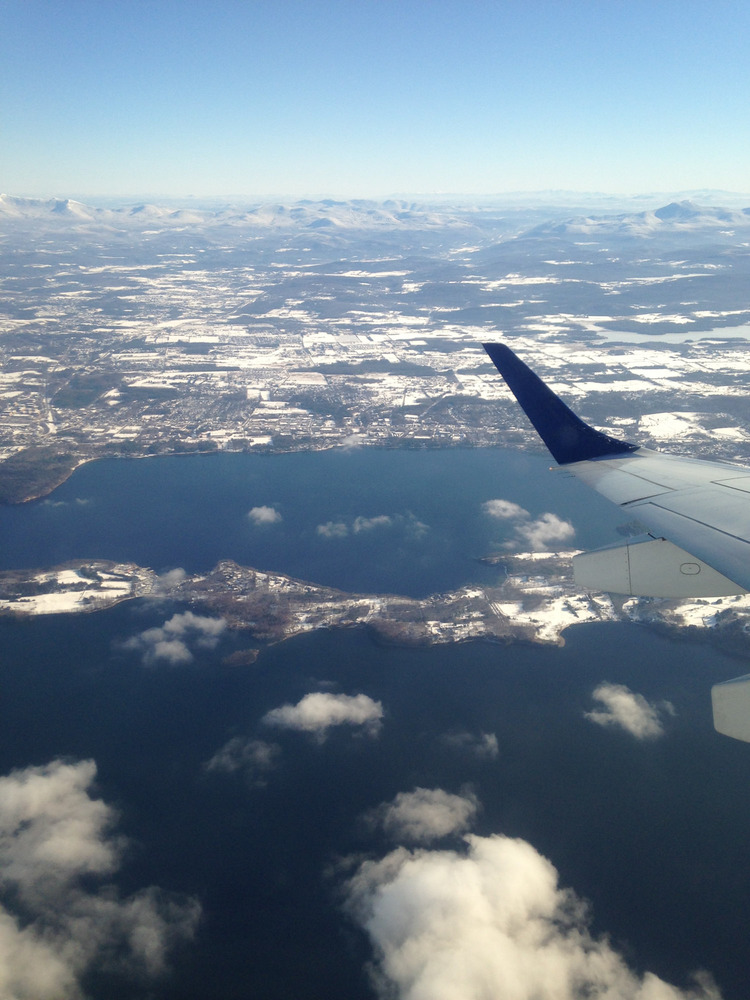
[483,341,750,741]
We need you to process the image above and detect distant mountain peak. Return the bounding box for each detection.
[653,200,702,220]
[522,198,750,240]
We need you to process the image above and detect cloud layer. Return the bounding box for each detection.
[483,498,575,551]
[123,611,226,665]
[585,682,675,739]
[344,793,720,1000]
[263,691,383,740]
[0,759,199,999]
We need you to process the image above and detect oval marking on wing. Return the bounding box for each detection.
[680,562,702,575]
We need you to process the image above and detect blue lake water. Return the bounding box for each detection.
[0,447,625,595]
[1,448,749,999]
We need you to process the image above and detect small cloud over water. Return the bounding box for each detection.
[122,611,226,666]
[482,498,529,520]
[353,514,392,532]
[263,691,383,741]
[441,730,499,759]
[515,512,575,550]
[317,514,392,538]
[369,787,479,843]
[317,520,349,539]
[585,682,675,739]
[248,505,282,525]
[204,737,280,786]
[41,497,91,509]
[316,512,428,540]
[483,497,574,551]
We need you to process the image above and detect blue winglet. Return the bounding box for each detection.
[482,342,637,465]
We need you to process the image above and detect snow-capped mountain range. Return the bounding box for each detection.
[2,194,750,243]
[527,200,750,238]
[0,194,471,231]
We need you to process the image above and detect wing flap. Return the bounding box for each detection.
[574,535,746,597]
[712,675,750,742]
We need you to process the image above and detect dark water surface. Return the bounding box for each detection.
[0,447,625,595]
[1,449,749,999]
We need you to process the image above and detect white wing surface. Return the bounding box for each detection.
[565,450,750,595]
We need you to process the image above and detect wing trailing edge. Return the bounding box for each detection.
[482,342,638,464]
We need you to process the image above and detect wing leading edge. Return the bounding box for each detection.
[483,341,750,742]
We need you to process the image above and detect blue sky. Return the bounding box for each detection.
[2,0,749,200]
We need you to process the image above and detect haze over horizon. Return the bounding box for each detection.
[3,0,749,201]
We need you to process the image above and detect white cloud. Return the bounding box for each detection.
[248,505,282,525]
[123,611,226,665]
[341,433,365,450]
[483,498,530,520]
[146,637,194,664]
[344,820,721,1000]
[353,514,393,533]
[316,514,392,538]
[155,567,187,590]
[372,788,479,843]
[483,498,575,551]
[441,730,499,759]
[514,511,575,551]
[585,682,675,740]
[316,512,428,540]
[204,737,280,786]
[263,692,384,741]
[341,433,367,451]
[0,759,199,999]
[317,520,349,538]
[41,497,90,509]
[406,515,430,538]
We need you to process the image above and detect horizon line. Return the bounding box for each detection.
[4,187,750,207]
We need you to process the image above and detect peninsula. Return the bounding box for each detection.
[3,553,749,654]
